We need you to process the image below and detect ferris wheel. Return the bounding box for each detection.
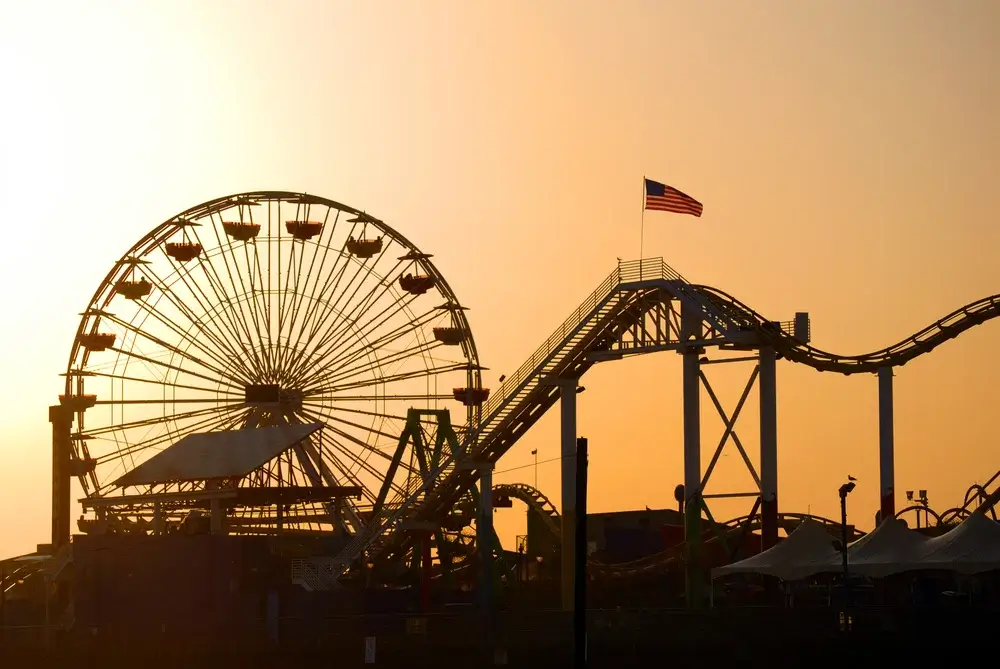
[61,191,484,535]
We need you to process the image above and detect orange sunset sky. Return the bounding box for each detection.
[1,1,998,557]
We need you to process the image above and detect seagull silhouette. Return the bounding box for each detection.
[848,475,857,482]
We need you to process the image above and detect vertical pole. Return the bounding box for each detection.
[479,465,494,614]
[573,437,589,669]
[840,492,850,609]
[877,367,895,522]
[640,177,646,272]
[49,405,73,550]
[420,531,432,612]
[559,379,578,612]
[680,302,704,608]
[758,347,779,550]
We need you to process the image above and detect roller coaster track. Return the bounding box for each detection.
[695,286,1000,374]
[330,258,1000,579]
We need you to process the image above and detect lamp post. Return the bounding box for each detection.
[838,479,856,609]
[906,489,929,527]
[531,449,538,488]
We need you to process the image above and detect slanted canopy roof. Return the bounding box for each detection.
[712,518,841,581]
[114,423,322,488]
[895,511,1000,576]
[845,517,930,578]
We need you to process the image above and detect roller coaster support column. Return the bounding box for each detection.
[681,302,705,608]
[559,377,579,612]
[49,404,73,550]
[478,463,494,614]
[878,367,895,522]
[759,347,779,550]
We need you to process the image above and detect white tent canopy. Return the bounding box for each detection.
[713,513,1000,581]
[890,511,1000,576]
[712,518,842,581]
[843,517,930,578]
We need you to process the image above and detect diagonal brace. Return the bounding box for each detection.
[699,366,762,491]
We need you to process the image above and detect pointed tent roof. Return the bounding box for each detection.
[712,518,842,581]
[845,517,930,578]
[897,511,1000,575]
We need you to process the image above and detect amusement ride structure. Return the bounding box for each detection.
[48,190,1000,609]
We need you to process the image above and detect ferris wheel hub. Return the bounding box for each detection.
[245,384,303,410]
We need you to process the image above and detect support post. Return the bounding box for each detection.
[478,464,494,614]
[877,367,895,522]
[758,346,779,549]
[420,531,432,612]
[573,437,589,669]
[559,379,578,612]
[680,302,704,608]
[210,498,225,535]
[48,405,73,550]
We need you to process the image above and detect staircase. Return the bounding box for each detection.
[321,258,742,580]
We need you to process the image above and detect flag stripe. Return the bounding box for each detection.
[644,178,703,217]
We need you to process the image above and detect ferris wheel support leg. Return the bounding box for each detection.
[48,405,73,550]
[758,347,779,550]
[681,303,705,609]
[878,367,895,522]
[558,378,579,613]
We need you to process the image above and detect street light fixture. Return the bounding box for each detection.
[838,479,856,610]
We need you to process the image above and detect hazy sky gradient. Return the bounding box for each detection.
[1,0,998,556]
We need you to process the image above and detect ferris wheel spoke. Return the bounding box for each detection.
[74,369,241,397]
[282,209,346,356]
[104,344,241,390]
[194,221,271,379]
[298,401,408,442]
[140,264,253,376]
[97,398,239,405]
[75,403,243,438]
[287,278,414,387]
[292,255,404,375]
[318,305,439,373]
[297,405,413,469]
[106,288,245,378]
[151,261,247,358]
[163,254,262,375]
[299,402,409,426]
[100,312,246,388]
[310,393,454,402]
[304,258,406,361]
[296,303,437,390]
[293,247,357,346]
[91,405,248,490]
[305,336,444,394]
[249,239,279,381]
[277,200,320,333]
[306,355,458,400]
[279,208,344,375]
[94,404,246,468]
[298,409,411,502]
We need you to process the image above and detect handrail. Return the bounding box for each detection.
[478,262,626,419]
[476,257,733,433]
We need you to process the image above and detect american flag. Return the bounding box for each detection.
[644,178,703,217]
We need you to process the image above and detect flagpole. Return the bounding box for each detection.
[640,176,646,280]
